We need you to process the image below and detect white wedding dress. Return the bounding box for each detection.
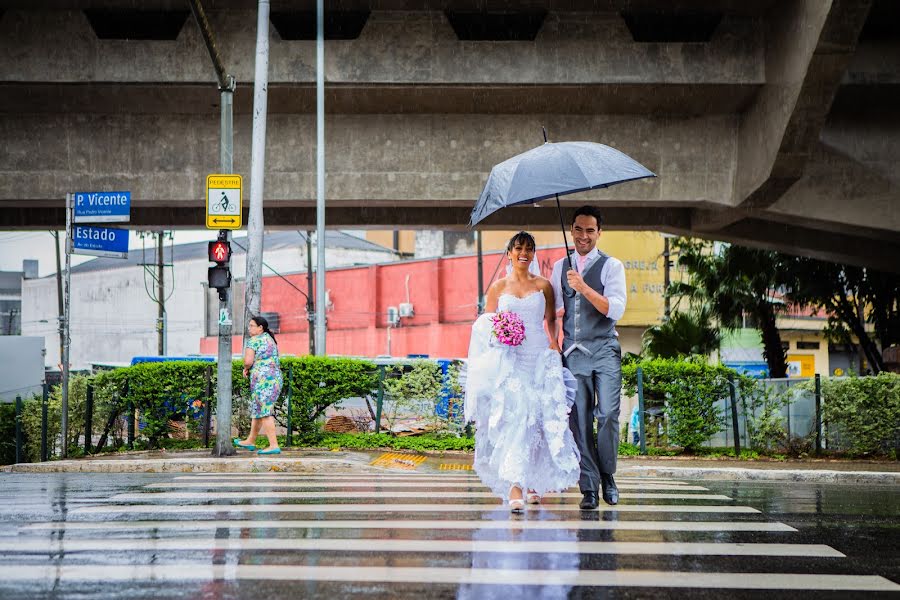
[465,291,581,500]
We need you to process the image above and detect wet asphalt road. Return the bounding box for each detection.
[0,468,897,599]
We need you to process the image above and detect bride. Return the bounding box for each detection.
[465,231,580,512]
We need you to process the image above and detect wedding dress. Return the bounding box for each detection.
[465,290,581,500]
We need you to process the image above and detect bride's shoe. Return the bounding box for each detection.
[509,498,525,513]
[509,485,525,514]
[526,491,541,505]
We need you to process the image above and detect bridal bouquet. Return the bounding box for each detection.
[491,311,525,347]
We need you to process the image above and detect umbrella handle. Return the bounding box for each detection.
[554,194,578,298]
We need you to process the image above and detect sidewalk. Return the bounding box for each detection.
[3,449,898,485]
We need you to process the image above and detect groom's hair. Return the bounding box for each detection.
[506,231,536,252]
[572,205,603,227]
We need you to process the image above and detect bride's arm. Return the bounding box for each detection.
[483,280,503,313]
[541,280,561,352]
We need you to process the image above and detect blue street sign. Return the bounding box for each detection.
[73,191,131,223]
[71,225,129,259]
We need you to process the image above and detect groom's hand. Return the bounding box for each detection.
[566,269,588,294]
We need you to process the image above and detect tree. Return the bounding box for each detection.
[669,239,789,377]
[642,308,722,359]
[780,258,900,374]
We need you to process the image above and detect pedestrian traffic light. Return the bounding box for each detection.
[208,266,231,300]
[208,240,231,265]
[207,237,231,300]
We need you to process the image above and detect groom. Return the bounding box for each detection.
[551,205,627,508]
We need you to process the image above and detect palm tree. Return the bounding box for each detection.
[669,239,788,378]
[642,308,721,359]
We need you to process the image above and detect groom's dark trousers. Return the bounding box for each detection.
[564,339,621,492]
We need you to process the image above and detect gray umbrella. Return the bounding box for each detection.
[470,131,656,268]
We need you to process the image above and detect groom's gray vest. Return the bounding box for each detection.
[561,252,616,357]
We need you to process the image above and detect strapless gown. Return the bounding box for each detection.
[465,291,580,500]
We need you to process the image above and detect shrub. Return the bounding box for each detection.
[737,378,790,452]
[382,360,444,433]
[286,356,378,437]
[623,357,730,451]
[817,373,900,456]
[0,403,17,465]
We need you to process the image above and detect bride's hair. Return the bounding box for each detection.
[506,231,536,252]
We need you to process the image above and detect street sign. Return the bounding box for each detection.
[206,174,242,229]
[71,225,129,259]
[73,191,131,223]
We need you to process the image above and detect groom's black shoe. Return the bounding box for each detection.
[579,491,599,510]
[600,473,619,505]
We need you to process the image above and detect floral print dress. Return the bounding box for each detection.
[246,334,283,419]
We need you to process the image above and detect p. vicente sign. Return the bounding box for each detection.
[73,191,131,223]
[71,225,129,259]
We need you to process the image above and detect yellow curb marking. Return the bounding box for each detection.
[439,464,473,471]
[370,452,427,470]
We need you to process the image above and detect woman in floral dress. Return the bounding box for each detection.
[234,315,284,455]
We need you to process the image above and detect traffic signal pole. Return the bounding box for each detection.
[188,0,237,456]
[213,82,236,457]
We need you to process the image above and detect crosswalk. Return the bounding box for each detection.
[2,470,898,596]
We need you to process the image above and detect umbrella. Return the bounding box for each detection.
[470,129,656,270]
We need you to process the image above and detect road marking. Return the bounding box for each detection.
[1,538,844,558]
[171,474,690,485]
[112,491,732,501]
[370,453,427,469]
[439,464,473,470]
[146,482,711,491]
[21,519,797,533]
[74,503,759,514]
[0,565,895,591]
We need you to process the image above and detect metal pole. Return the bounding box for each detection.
[476,230,484,315]
[243,0,270,340]
[15,395,23,464]
[306,231,315,355]
[84,383,94,454]
[663,236,671,320]
[125,380,134,449]
[157,231,165,356]
[728,374,741,458]
[314,0,326,356]
[214,77,236,457]
[40,383,48,462]
[285,365,293,447]
[53,231,64,365]
[637,367,646,455]
[374,365,385,432]
[61,192,72,459]
[204,365,212,447]
[814,373,822,455]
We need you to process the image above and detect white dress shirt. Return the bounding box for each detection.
[550,248,627,322]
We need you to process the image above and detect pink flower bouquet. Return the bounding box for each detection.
[491,311,526,347]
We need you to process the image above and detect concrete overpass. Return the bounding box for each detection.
[1,1,898,271]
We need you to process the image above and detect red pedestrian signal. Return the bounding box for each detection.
[208,240,231,265]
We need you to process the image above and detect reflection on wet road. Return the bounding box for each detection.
[0,471,897,598]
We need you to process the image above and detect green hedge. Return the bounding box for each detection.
[623,357,735,451]
[817,373,900,456]
[9,356,378,462]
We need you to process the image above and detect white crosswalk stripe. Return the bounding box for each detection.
[112,491,733,501]
[8,470,897,594]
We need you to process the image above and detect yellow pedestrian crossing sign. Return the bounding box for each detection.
[206,174,242,230]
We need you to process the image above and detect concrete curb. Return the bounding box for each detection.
[619,465,900,485]
[0,456,383,475]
